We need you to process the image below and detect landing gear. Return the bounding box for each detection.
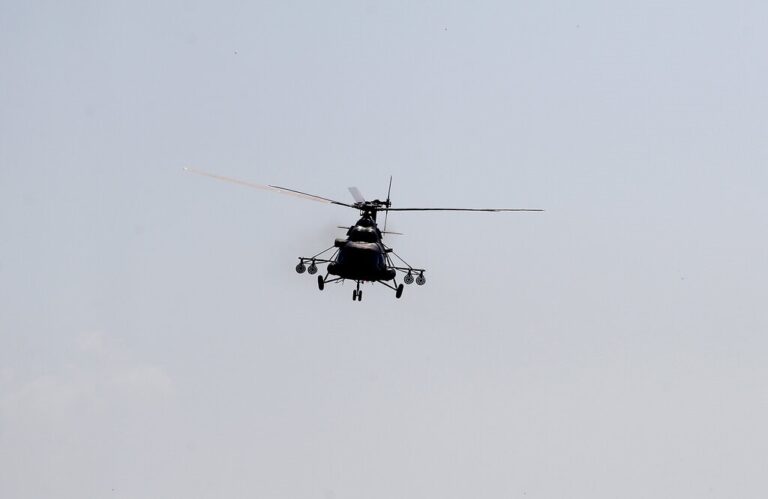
[396,284,404,299]
[307,261,318,275]
[317,275,324,291]
[352,282,363,301]
[416,272,426,285]
[295,262,306,274]
[404,272,414,284]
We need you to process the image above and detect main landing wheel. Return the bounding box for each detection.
[317,275,324,291]
[352,289,357,301]
[295,262,306,274]
[396,284,404,299]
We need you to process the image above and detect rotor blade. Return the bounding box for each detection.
[269,184,356,207]
[385,207,544,212]
[348,187,366,203]
[185,168,357,208]
[383,176,393,234]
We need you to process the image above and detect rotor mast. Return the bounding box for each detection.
[355,200,391,222]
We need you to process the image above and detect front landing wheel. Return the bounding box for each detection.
[317,276,324,291]
[396,284,404,299]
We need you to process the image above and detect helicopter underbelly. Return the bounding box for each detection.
[328,242,396,281]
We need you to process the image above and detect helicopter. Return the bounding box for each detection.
[185,168,543,301]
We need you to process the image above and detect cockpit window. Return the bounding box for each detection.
[349,226,378,242]
[356,217,373,227]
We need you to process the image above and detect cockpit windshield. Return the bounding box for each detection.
[348,226,378,243]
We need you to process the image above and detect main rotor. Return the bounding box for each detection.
[347,184,392,224]
[354,199,390,211]
[184,168,544,225]
[353,199,390,221]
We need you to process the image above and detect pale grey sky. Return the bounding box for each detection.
[2,1,767,498]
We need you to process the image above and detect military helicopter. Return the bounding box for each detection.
[186,168,543,301]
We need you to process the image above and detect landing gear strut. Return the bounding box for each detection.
[352,282,363,301]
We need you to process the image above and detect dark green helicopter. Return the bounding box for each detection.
[186,168,542,302]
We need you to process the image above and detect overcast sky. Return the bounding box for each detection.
[2,1,767,498]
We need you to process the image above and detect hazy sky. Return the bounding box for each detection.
[2,1,767,498]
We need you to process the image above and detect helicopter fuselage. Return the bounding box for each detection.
[327,215,396,282]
